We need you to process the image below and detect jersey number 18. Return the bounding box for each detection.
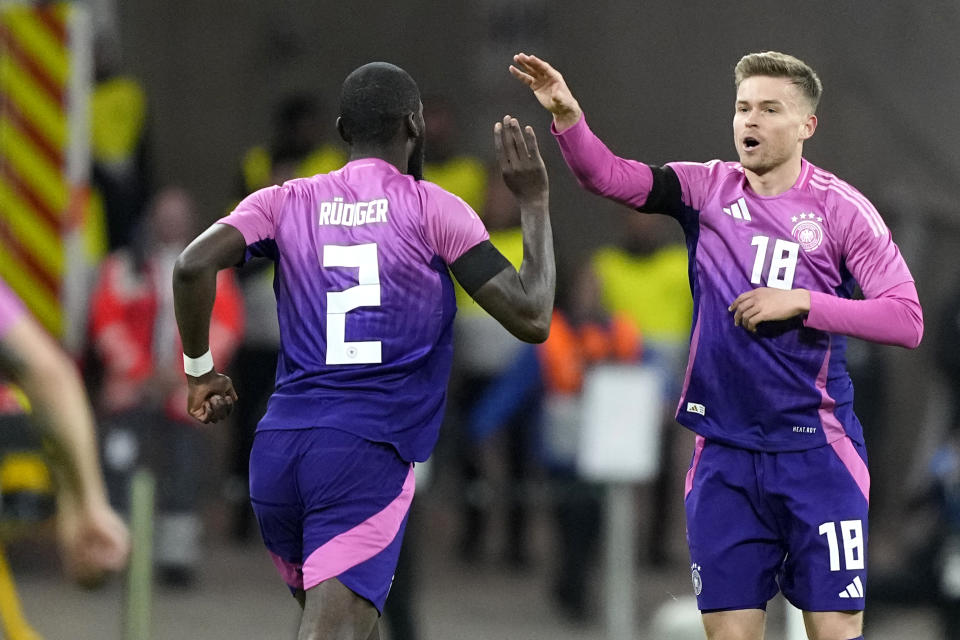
[750,235,800,290]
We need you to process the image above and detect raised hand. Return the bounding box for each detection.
[186,370,238,424]
[494,116,548,206]
[509,53,582,131]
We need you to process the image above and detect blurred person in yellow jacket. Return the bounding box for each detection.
[90,32,150,251]
[422,96,488,213]
[591,212,693,566]
[238,93,346,195]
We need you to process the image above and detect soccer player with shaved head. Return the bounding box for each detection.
[512,51,922,640]
[172,62,554,639]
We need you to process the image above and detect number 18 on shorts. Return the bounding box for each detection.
[685,436,869,612]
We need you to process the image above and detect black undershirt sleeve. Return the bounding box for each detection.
[449,240,513,298]
[637,165,683,215]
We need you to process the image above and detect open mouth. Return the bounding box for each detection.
[743,137,760,150]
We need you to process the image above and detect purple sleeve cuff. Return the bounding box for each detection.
[804,281,923,348]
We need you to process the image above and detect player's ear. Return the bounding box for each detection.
[404,111,423,141]
[336,116,351,144]
[799,113,817,141]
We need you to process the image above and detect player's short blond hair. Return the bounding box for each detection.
[734,51,822,113]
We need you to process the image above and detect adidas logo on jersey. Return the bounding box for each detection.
[723,197,751,221]
[838,575,864,599]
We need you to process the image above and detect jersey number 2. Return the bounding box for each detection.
[323,243,382,365]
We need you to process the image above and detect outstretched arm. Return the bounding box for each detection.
[0,317,129,583]
[510,53,660,210]
[172,224,246,423]
[451,117,555,343]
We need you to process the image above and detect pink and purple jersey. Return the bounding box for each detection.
[219,158,489,462]
[0,281,26,341]
[556,117,919,451]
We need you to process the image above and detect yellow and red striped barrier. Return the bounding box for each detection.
[0,2,76,336]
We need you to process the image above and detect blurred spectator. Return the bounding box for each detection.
[237,93,346,196]
[422,96,489,213]
[87,187,243,585]
[590,213,692,565]
[462,265,645,620]
[90,32,150,251]
[538,266,642,619]
[448,166,535,568]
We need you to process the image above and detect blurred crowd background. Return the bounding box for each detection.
[1,0,959,638]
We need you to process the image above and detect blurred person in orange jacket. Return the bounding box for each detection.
[539,266,642,620]
[465,265,642,620]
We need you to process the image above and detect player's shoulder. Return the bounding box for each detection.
[277,173,327,193]
[804,163,866,201]
[668,159,740,175]
[417,179,474,212]
[418,177,458,198]
[667,159,743,189]
[803,163,887,234]
[266,173,343,206]
[665,160,743,209]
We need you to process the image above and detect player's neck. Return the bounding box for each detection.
[348,146,409,174]
[744,155,803,197]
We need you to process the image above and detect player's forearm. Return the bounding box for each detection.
[803,281,923,348]
[553,115,654,209]
[21,341,109,509]
[470,198,555,343]
[515,195,556,339]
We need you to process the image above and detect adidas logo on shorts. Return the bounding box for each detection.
[838,575,864,598]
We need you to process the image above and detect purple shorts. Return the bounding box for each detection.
[249,427,414,612]
[684,435,869,612]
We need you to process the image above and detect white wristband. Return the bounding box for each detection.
[183,350,214,377]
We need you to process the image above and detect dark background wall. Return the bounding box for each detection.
[116,0,960,529]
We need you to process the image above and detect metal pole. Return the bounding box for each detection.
[124,468,154,640]
[603,482,637,640]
